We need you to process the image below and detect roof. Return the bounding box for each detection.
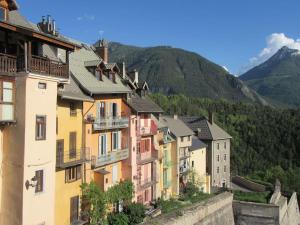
[181,116,232,140]
[126,93,163,113]
[58,75,94,102]
[84,59,102,67]
[159,116,194,138]
[189,136,207,151]
[105,63,119,71]
[69,46,132,95]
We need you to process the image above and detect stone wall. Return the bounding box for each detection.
[142,192,234,225]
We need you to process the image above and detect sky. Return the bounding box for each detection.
[17,0,300,75]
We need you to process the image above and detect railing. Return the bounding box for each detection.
[93,117,129,130]
[139,120,158,136]
[56,147,90,168]
[137,176,157,191]
[0,53,17,74]
[179,149,190,159]
[17,55,69,79]
[136,150,158,164]
[91,148,129,168]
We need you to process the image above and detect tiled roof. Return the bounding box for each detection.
[126,93,163,113]
[189,136,207,151]
[160,116,194,138]
[69,47,132,95]
[58,75,94,102]
[181,116,232,140]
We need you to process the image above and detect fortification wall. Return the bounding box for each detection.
[142,192,234,225]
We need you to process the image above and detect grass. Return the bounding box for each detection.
[233,191,270,204]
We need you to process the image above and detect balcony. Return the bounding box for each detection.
[0,53,69,79]
[91,148,129,168]
[56,147,90,168]
[137,150,158,165]
[137,177,158,191]
[179,150,190,160]
[138,120,157,137]
[93,117,129,130]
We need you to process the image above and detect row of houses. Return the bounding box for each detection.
[0,1,232,225]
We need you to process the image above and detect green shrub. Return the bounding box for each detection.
[124,203,145,225]
[107,213,129,225]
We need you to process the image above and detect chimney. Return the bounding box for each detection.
[122,62,126,79]
[95,39,109,63]
[42,16,46,24]
[209,112,214,124]
[173,114,178,120]
[52,20,56,35]
[134,70,139,83]
[47,15,51,33]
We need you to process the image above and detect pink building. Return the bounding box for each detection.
[123,72,163,205]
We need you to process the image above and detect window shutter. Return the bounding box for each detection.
[98,135,102,156]
[76,165,81,180]
[118,131,121,149]
[96,102,101,121]
[70,196,79,223]
[112,164,118,184]
[69,132,77,159]
[65,168,70,183]
[103,134,107,154]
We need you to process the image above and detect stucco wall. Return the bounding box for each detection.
[142,192,234,225]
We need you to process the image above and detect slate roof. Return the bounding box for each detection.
[105,63,119,71]
[160,116,194,138]
[189,136,207,151]
[126,93,163,113]
[58,75,93,102]
[84,59,102,67]
[69,46,132,95]
[181,116,232,141]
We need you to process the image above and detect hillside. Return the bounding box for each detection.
[240,46,300,107]
[106,42,267,105]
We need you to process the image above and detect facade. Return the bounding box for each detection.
[189,136,211,193]
[159,115,194,194]
[181,114,232,190]
[156,126,176,200]
[0,2,77,225]
[55,76,93,225]
[123,72,163,205]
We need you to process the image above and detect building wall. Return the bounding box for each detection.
[55,98,84,225]
[190,147,210,193]
[210,139,230,188]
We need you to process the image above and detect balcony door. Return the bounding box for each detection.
[112,103,118,118]
[96,102,105,121]
[98,134,107,156]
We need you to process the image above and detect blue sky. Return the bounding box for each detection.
[18,0,300,74]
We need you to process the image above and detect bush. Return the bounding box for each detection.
[107,212,129,225]
[183,182,198,198]
[123,203,145,225]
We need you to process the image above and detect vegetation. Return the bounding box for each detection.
[150,93,300,196]
[241,46,300,107]
[123,203,146,225]
[233,191,270,204]
[108,42,265,104]
[81,180,136,225]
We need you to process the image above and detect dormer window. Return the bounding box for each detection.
[109,73,113,81]
[0,8,6,22]
[95,70,100,80]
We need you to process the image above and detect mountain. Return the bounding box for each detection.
[240,46,300,107]
[106,42,267,105]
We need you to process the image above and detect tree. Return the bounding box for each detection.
[123,203,146,225]
[107,213,129,225]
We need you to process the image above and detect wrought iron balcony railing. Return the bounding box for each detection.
[56,147,90,168]
[91,148,129,168]
[93,117,129,130]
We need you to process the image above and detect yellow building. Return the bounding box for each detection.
[55,76,93,225]
[157,126,176,200]
[189,136,211,193]
[68,42,131,193]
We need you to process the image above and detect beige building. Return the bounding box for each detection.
[189,136,211,193]
[0,2,77,225]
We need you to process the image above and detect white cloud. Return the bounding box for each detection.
[238,33,300,75]
[77,14,95,21]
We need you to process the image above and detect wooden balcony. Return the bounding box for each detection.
[0,53,69,79]
[56,148,90,168]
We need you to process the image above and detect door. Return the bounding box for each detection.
[98,134,107,156]
[70,196,79,223]
[112,164,118,184]
[56,140,64,164]
[112,103,118,118]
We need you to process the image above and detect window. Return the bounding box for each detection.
[70,102,77,116]
[192,161,194,168]
[224,154,227,161]
[224,142,227,149]
[217,167,219,173]
[144,189,149,202]
[1,81,14,121]
[2,81,13,102]
[224,166,227,172]
[188,136,191,141]
[112,164,118,184]
[65,166,81,183]
[69,132,77,159]
[56,140,64,164]
[217,143,220,150]
[38,82,47,89]
[99,134,107,156]
[0,8,6,21]
[181,137,184,142]
[217,155,220,162]
[36,116,46,140]
[112,132,119,150]
[35,170,44,193]
[70,196,79,223]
